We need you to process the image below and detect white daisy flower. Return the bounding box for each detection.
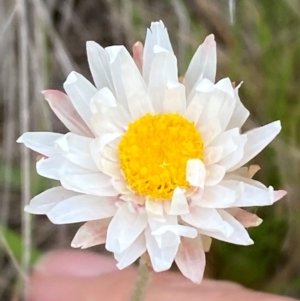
[18,21,286,283]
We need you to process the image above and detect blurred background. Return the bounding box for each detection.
[1,0,300,300]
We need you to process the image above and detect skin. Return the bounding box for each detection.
[28,250,298,301]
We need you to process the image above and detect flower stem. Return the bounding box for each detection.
[130,256,152,301]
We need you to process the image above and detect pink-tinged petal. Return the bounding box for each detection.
[226,208,262,228]
[184,34,216,94]
[175,236,206,284]
[132,41,144,72]
[43,90,93,137]
[71,218,111,249]
[274,190,287,202]
[229,121,282,171]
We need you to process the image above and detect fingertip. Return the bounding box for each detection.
[34,249,118,277]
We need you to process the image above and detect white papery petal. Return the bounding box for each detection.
[187,77,215,104]
[184,34,216,94]
[106,203,147,253]
[198,79,236,132]
[215,77,235,98]
[36,155,66,180]
[100,157,122,178]
[205,164,226,186]
[47,195,117,224]
[71,218,111,248]
[152,224,197,239]
[55,133,98,171]
[220,179,277,207]
[229,121,282,171]
[63,71,97,128]
[112,178,132,195]
[145,199,164,216]
[162,82,186,115]
[185,80,236,144]
[40,158,117,196]
[148,49,178,113]
[17,132,62,157]
[182,207,233,234]
[90,87,117,111]
[90,88,131,133]
[192,185,236,208]
[143,21,173,84]
[227,82,250,130]
[43,90,93,137]
[145,227,179,272]
[203,146,223,166]
[208,128,240,156]
[218,136,247,170]
[115,234,146,269]
[89,89,120,136]
[86,41,113,91]
[169,187,189,215]
[148,214,178,248]
[25,186,79,214]
[102,144,119,162]
[199,209,253,245]
[61,170,118,197]
[175,236,206,284]
[199,122,223,147]
[206,128,247,171]
[186,159,206,188]
[90,135,121,167]
[106,46,154,119]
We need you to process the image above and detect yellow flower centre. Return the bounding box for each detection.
[118,113,203,200]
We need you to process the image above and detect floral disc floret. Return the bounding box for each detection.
[118,113,204,200]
